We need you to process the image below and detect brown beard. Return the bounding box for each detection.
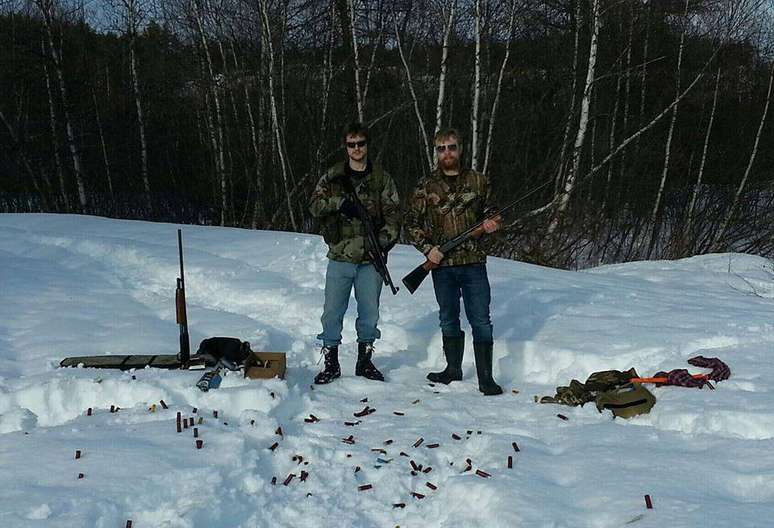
[440,157,460,172]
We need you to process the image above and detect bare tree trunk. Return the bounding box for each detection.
[0,109,49,210]
[42,37,69,212]
[38,0,87,211]
[647,0,689,259]
[617,4,635,193]
[362,2,385,109]
[260,0,297,231]
[555,0,582,194]
[684,67,720,244]
[603,16,625,210]
[92,89,113,198]
[635,3,650,155]
[313,2,336,183]
[548,0,600,235]
[434,0,456,139]
[394,17,432,170]
[348,0,364,121]
[573,47,723,198]
[129,29,151,211]
[192,0,228,226]
[483,0,515,175]
[470,0,483,170]
[713,62,774,250]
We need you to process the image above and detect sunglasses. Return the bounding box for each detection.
[435,143,458,153]
[346,140,368,149]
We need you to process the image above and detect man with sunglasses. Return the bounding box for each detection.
[406,128,503,395]
[309,122,401,384]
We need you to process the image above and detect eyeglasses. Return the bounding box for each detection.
[346,140,367,149]
[435,143,458,153]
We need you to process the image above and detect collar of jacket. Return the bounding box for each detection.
[343,159,373,179]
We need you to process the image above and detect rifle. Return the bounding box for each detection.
[175,229,191,368]
[402,183,548,294]
[341,176,399,295]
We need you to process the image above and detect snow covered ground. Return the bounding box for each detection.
[1,214,774,528]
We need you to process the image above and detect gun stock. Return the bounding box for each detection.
[402,261,434,294]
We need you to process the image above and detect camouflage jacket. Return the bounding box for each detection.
[309,161,401,264]
[405,168,496,267]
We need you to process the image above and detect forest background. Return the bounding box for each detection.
[1,0,773,268]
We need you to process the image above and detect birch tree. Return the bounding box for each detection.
[92,89,114,198]
[348,0,364,121]
[108,0,151,210]
[684,67,720,246]
[259,0,297,230]
[548,0,600,235]
[647,0,690,258]
[35,0,87,211]
[482,0,515,175]
[712,61,774,250]
[41,36,69,211]
[555,0,582,194]
[434,0,456,139]
[191,0,229,225]
[470,0,483,170]
[394,15,432,171]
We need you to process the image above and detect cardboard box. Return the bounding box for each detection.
[244,352,286,380]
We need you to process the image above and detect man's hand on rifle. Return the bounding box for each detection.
[339,198,359,219]
[472,215,502,238]
[483,215,502,233]
[426,246,444,268]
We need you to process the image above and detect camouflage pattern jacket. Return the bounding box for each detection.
[309,161,401,264]
[406,168,496,267]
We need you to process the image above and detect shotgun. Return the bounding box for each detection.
[176,229,191,368]
[402,182,548,294]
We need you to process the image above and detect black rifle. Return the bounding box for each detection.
[341,177,399,295]
[402,182,549,294]
[176,229,191,368]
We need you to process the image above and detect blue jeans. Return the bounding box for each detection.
[317,260,383,347]
[431,263,493,343]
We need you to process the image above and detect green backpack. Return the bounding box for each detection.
[594,383,656,419]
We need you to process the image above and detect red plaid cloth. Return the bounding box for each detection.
[687,356,731,381]
[652,369,710,388]
[651,356,730,389]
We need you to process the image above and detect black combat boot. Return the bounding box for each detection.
[355,342,385,381]
[314,345,341,384]
[473,342,502,395]
[427,334,464,384]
